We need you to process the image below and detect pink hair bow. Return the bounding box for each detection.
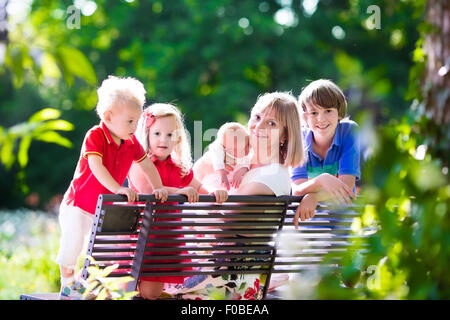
[144,112,156,129]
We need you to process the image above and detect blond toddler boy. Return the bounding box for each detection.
[56,76,168,299]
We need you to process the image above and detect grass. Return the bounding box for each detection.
[0,209,61,299]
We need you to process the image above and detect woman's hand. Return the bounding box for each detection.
[153,187,168,202]
[212,189,228,203]
[178,187,199,203]
[294,193,319,229]
[315,173,355,205]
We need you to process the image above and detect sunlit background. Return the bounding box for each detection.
[0,0,448,300]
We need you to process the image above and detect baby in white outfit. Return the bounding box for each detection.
[193,122,252,192]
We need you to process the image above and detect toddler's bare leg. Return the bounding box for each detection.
[60,266,75,278]
[138,281,165,300]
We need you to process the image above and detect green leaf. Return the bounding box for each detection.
[36,120,74,132]
[98,264,119,278]
[29,108,61,123]
[5,45,25,88]
[17,136,32,168]
[87,266,101,279]
[41,52,62,79]
[84,280,101,297]
[96,288,109,300]
[34,131,73,148]
[56,46,97,85]
[0,136,15,170]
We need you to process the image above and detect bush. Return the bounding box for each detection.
[0,210,60,299]
[285,116,450,300]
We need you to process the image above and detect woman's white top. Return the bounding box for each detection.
[238,163,291,196]
[201,162,291,196]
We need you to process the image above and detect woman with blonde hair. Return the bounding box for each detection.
[165,92,305,300]
[234,91,305,196]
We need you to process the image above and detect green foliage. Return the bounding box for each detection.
[0,108,73,169]
[3,1,97,88]
[0,210,60,299]
[54,46,97,86]
[82,256,138,300]
[361,119,448,299]
[1,0,446,301]
[0,0,423,208]
[290,116,449,300]
[0,108,74,194]
[281,0,448,298]
[0,210,138,300]
[303,0,449,295]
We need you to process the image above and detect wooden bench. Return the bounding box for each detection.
[20,194,372,300]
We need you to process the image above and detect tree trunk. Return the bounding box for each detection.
[417,0,450,167]
[0,0,7,42]
[423,0,450,124]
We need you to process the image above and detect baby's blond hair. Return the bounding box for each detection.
[96,75,146,120]
[216,122,249,144]
[207,122,249,157]
[135,103,192,177]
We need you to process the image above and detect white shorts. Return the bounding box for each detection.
[55,201,94,269]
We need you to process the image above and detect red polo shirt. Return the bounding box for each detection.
[150,155,193,188]
[64,122,147,214]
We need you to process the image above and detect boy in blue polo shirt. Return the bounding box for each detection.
[291,79,360,227]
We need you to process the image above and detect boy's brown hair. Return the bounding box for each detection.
[298,79,347,118]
